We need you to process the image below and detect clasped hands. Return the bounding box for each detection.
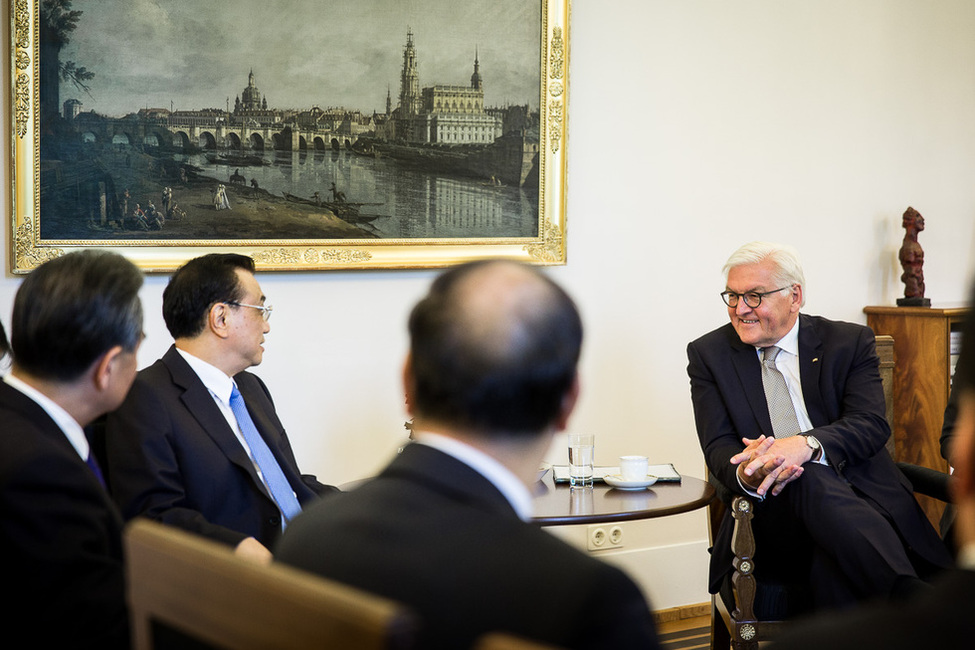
[731,434,813,497]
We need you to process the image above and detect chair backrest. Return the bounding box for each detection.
[124,519,416,650]
[875,334,896,457]
[473,632,564,650]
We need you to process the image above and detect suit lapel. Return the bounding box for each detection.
[797,314,829,427]
[0,383,123,520]
[161,347,267,489]
[727,330,775,438]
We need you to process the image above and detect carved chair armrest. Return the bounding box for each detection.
[729,496,759,624]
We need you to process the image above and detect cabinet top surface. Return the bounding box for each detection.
[864,304,969,317]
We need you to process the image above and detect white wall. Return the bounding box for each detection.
[4,0,975,611]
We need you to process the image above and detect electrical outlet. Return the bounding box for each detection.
[587,524,624,551]
[588,526,606,550]
[609,525,623,546]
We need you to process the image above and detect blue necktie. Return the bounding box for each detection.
[229,385,302,525]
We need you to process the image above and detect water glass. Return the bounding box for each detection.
[568,433,594,487]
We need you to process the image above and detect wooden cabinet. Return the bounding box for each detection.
[864,305,968,527]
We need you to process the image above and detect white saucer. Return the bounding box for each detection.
[603,474,658,490]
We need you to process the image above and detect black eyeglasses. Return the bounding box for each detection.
[720,286,792,309]
[227,301,273,321]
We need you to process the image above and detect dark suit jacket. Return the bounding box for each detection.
[275,443,661,650]
[105,345,336,547]
[0,382,129,649]
[767,568,975,649]
[687,314,949,592]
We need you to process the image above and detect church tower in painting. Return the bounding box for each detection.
[399,30,422,117]
[470,49,482,91]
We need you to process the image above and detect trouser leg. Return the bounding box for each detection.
[784,463,917,603]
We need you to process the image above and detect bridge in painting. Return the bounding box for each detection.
[72,112,362,153]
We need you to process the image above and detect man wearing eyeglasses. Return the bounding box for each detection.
[687,241,950,613]
[105,253,336,563]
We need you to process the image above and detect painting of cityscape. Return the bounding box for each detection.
[11,0,568,271]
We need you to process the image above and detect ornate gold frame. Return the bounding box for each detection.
[8,0,568,272]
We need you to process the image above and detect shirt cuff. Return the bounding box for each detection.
[736,469,764,501]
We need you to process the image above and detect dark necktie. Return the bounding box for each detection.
[229,385,302,526]
[760,346,801,439]
[86,452,106,488]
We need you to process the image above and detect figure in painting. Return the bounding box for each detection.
[897,207,930,306]
[330,182,346,203]
[168,202,186,221]
[161,187,172,218]
[212,185,231,211]
[123,204,149,231]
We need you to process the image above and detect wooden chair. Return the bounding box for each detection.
[473,632,565,649]
[708,335,952,649]
[124,518,417,650]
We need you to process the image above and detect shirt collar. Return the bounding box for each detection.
[413,430,534,521]
[176,347,235,404]
[755,315,801,357]
[3,373,89,460]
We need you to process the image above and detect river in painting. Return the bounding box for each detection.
[179,149,539,239]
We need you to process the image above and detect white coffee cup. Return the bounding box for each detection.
[619,455,649,482]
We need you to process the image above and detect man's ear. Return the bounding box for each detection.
[208,302,232,339]
[554,372,581,432]
[92,345,125,391]
[790,284,804,313]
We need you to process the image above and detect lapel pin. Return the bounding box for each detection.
[812,358,819,363]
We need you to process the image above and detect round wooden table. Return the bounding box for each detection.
[531,471,715,526]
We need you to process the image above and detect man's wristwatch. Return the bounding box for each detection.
[802,434,823,462]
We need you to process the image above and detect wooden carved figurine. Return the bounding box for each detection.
[897,206,930,307]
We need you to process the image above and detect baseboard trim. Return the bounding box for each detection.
[653,602,710,624]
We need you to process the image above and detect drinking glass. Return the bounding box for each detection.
[568,433,594,487]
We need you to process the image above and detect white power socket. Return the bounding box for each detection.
[587,524,624,551]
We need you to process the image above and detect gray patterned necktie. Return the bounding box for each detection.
[760,346,801,438]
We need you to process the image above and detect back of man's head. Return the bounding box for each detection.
[163,253,255,339]
[11,250,143,382]
[407,260,582,436]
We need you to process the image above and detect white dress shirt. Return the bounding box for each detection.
[413,430,534,522]
[4,373,90,461]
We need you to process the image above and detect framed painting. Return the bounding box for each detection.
[9,0,568,272]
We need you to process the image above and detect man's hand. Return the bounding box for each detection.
[731,435,811,497]
[234,537,273,565]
